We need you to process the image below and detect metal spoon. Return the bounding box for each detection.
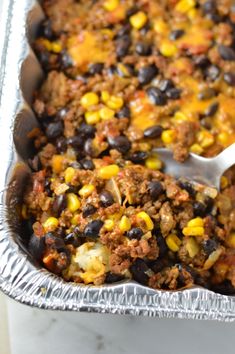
[154,143,235,190]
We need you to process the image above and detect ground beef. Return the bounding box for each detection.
[20,0,235,293]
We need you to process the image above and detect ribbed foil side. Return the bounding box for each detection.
[0,0,235,320]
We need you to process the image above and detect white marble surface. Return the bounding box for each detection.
[5,297,235,354]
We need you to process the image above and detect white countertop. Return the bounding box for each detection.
[0,292,233,354]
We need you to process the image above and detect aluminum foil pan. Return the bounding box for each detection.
[1,0,235,320]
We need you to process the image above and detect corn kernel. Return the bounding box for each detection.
[85,111,101,125]
[175,0,195,13]
[190,143,203,155]
[67,193,81,212]
[64,167,75,184]
[52,155,64,174]
[71,213,79,225]
[197,130,214,149]
[130,11,147,30]
[188,8,197,19]
[145,156,162,170]
[108,211,123,221]
[79,184,95,198]
[166,234,181,252]
[220,176,229,190]
[117,63,131,77]
[104,219,115,231]
[161,129,175,144]
[43,217,59,231]
[99,107,115,120]
[137,211,154,231]
[103,0,119,11]
[186,237,199,258]
[182,226,204,236]
[119,216,131,233]
[174,111,188,122]
[41,39,52,51]
[106,96,124,110]
[97,164,120,179]
[51,42,62,53]
[226,233,235,248]
[187,217,204,228]
[101,91,110,103]
[154,19,169,34]
[160,42,178,57]
[217,132,229,145]
[81,92,99,108]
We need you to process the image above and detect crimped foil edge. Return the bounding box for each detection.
[0,0,235,320]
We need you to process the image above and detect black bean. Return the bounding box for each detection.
[205,65,220,81]
[108,135,131,154]
[28,155,42,172]
[198,88,216,101]
[67,135,84,148]
[64,232,80,247]
[130,258,149,285]
[156,234,168,256]
[224,72,235,86]
[82,204,97,218]
[83,220,104,238]
[56,136,67,152]
[69,161,82,169]
[84,139,97,157]
[46,121,63,139]
[138,65,158,85]
[88,62,104,75]
[39,19,54,40]
[127,227,143,240]
[202,239,218,256]
[28,233,45,260]
[77,123,96,138]
[218,45,235,61]
[202,1,217,14]
[205,196,214,213]
[146,87,167,106]
[166,88,182,100]
[194,55,210,68]
[60,51,73,69]
[116,106,131,119]
[158,79,174,92]
[149,259,165,273]
[52,195,67,217]
[144,125,163,139]
[116,36,131,58]
[200,117,212,130]
[193,201,207,217]
[126,6,139,17]
[67,184,79,193]
[129,151,148,164]
[178,180,196,197]
[38,51,50,70]
[204,102,219,117]
[44,179,52,197]
[116,24,131,37]
[57,107,69,120]
[80,158,95,170]
[100,190,114,207]
[45,232,65,251]
[149,181,164,200]
[135,42,152,56]
[169,29,185,40]
[105,272,125,283]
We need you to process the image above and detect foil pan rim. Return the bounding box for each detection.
[0,0,235,320]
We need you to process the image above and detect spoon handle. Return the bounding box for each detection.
[214,143,235,175]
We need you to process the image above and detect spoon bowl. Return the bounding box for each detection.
[154,143,235,190]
